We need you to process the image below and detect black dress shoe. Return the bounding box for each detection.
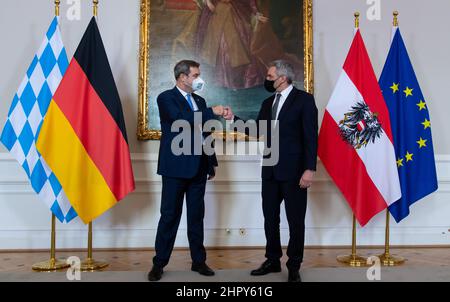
[148,265,163,281]
[250,260,282,276]
[288,270,301,282]
[191,263,215,276]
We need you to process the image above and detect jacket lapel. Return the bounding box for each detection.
[276,87,298,121]
[268,94,277,119]
[172,87,193,112]
[191,93,203,110]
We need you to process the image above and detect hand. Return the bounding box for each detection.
[299,170,315,189]
[212,105,224,116]
[206,0,215,12]
[256,13,269,23]
[223,106,234,120]
[208,167,216,181]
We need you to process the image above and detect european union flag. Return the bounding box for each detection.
[379,28,438,223]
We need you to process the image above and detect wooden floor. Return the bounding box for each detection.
[0,247,449,272]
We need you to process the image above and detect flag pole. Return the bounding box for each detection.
[376,11,406,267]
[393,10,399,27]
[378,210,405,265]
[93,0,99,17]
[354,11,360,28]
[80,1,109,272]
[337,215,368,267]
[32,1,70,272]
[32,214,70,271]
[54,0,60,16]
[336,13,369,267]
[81,221,108,271]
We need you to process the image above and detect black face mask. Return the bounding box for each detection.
[264,79,277,93]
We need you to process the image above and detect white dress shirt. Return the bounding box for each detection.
[176,86,206,144]
[273,84,294,120]
[177,86,199,111]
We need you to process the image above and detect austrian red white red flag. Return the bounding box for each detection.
[318,30,401,226]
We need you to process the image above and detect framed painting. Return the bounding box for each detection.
[137,0,314,140]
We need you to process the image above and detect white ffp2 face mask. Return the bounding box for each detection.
[191,77,205,92]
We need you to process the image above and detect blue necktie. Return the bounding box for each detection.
[186,94,195,111]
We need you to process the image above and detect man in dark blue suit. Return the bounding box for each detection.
[226,60,318,282]
[148,60,228,281]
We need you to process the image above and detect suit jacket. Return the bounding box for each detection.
[234,87,318,182]
[157,87,218,179]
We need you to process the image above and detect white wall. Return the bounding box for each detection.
[0,0,449,249]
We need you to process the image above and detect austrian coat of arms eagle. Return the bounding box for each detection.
[339,102,384,149]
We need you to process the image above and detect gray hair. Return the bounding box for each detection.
[269,60,295,84]
[174,60,200,80]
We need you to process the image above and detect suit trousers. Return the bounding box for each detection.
[262,178,308,271]
[153,155,208,267]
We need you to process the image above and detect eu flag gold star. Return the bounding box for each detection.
[397,158,404,167]
[404,87,413,98]
[390,83,399,93]
[422,119,431,129]
[416,100,427,111]
[405,151,414,162]
[417,137,427,148]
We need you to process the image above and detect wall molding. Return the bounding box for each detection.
[0,227,448,250]
[1,179,449,194]
[129,153,450,163]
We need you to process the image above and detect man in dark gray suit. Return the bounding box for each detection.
[226,60,318,282]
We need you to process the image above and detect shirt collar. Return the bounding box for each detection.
[277,84,294,100]
[176,86,190,98]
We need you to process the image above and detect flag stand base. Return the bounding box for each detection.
[80,258,109,272]
[337,254,369,267]
[32,258,70,271]
[377,253,405,266]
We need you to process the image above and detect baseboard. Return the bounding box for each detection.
[0,227,448,250]
[1,245,450,253]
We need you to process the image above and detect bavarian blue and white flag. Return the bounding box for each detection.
[0,17,77,223]
[379,27,438,222]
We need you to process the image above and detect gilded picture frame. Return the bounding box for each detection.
[137,0,314,140]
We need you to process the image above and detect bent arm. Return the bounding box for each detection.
[157,94,216,126]
[231,103,267,138]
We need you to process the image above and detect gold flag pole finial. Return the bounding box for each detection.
[55,0,60,17]
[93,0,99,17]
[354,12,360,29]
[393,11,399,27]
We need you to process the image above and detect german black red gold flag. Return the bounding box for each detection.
[36,17,135,223]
